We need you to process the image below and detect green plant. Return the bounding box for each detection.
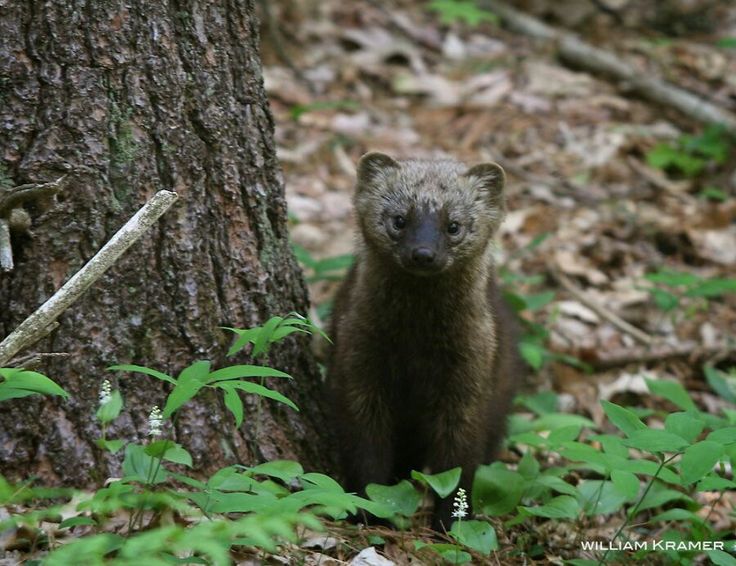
[0,367,69,402]
[472,377,736,563]
[716,38,736,49]
[646,126,732,177]
[427,0,498,26]
[498,233,590,373]
[643,269,736,315]
[292,244,354,319]
[1,315,384,563]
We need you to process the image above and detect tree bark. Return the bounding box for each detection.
[0,0,331,484]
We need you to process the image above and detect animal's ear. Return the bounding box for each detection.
[463,162,505,205]
[356,152,400,190]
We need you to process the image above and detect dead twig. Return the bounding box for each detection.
[548,266,655,346]
[0,190,178,366]
[0,219,11,272]
[585,341,735,370]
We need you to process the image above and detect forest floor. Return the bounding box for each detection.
[261,0,736,564]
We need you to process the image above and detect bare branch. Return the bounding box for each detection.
[0,190,179,366]
[548,265,655,346]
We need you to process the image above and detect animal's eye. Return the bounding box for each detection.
[392,215,406,230]
[447,221,460,235]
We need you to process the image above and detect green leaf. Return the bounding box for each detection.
[96,390,123,423]
[300,473,346,492]
[645,270,700,287]
[219,383,244,427]
[410,467,461,498]
[650,288,679,311]
[623,429,689,453]
[519,341,545,370]
[515,391,558,415]
[707,427,736,445]
[215,380,298,411]
[427,0,498,26]
[224,327,261,357]
[664,412,704,443]
[450,520,498,555]
[207,365,291,382]
[577,480,628,515]
[108,364,175,384]
[547,425,582,445]
[522,495,579,519]
[163,361,211,418]
[95,438,125,454]
[59,516,97,529]
[708,549,736,566]
[680,440,723,484]
[685,278,736,298]
[717,37,736,48]
[521,291,556,312]
[534,475,578,497]
[0,370,69,400]
[645,378,696,411]
[600,401,646,436]
[253,316,283,358]
[637,484,692,513]
[517,451,540,480]
[247,460,304,483]
[697,474,736,491]
[559,441,609,470]
[592,434,629,458]
[145,440,193,467]
[472,463,524,516]
[705,365,736,404]
[122,444,168,484]
[366,480,422,517]
[611,470,640,499]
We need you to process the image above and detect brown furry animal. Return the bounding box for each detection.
[327,152,520,528]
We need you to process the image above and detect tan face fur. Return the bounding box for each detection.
[354,152,506,276]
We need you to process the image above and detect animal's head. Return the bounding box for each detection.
[354,152,506,276]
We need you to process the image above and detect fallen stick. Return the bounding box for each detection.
[548,265,654,346]
[0,190,178,366]
[483,0,736,136]
[586,342,734,370]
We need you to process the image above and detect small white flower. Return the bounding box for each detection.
[147,405,163,437]
[452,487,468,520]
[99,380,112,405]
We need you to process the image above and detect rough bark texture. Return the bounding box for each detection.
[0,0,331,484]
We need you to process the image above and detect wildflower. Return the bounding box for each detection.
[452,487,468,520]
[147,405,163,437]
[99,380,112,405]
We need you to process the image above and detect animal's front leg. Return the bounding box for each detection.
[426,407,486,531]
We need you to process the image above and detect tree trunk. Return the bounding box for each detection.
[0,0,331,484]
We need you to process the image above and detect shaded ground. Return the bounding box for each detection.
[260,0,736,562]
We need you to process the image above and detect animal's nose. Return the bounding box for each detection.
[412,247,436,266]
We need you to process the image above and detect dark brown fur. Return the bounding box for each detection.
[327,153,521,528]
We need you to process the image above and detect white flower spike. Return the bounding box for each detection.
[452,487,468,520]
[99,380,112,406]
[148,405,163,437]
